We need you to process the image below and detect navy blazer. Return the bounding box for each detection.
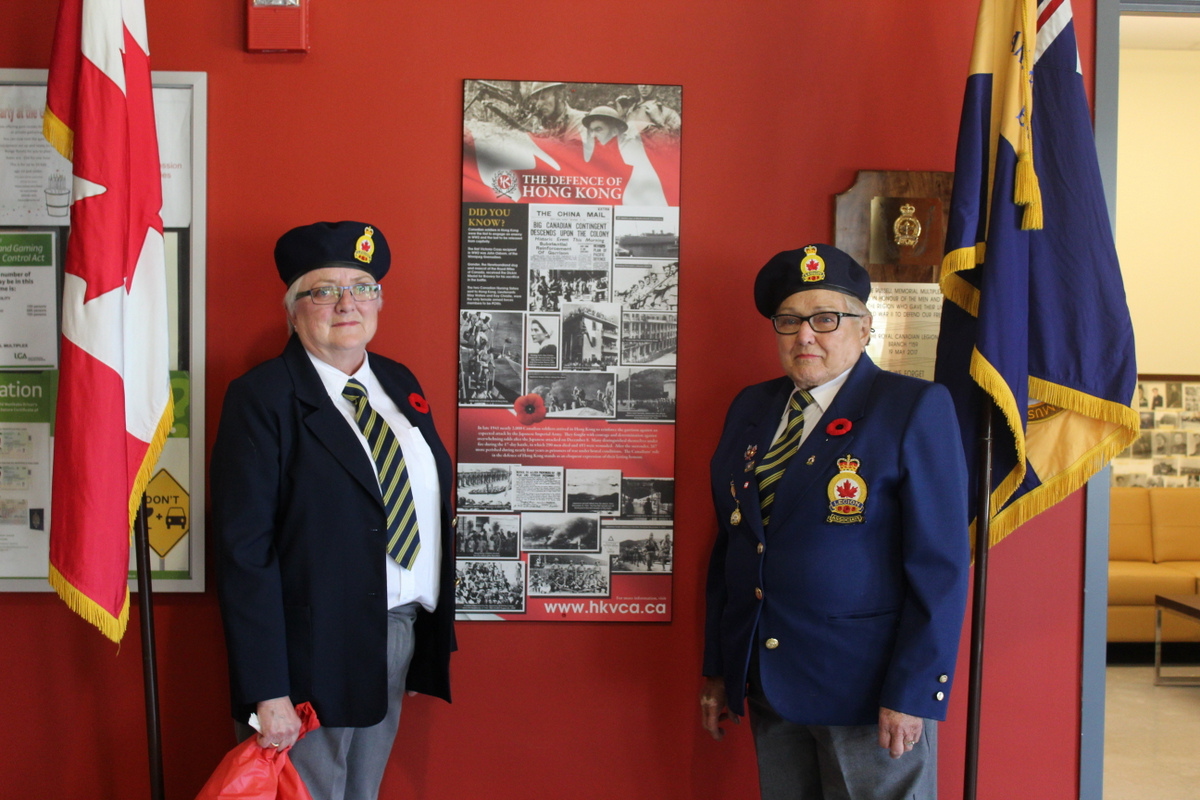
[704,355,969,726]
[213,335,456,728]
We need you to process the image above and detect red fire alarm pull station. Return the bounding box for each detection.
[246,0,309,53]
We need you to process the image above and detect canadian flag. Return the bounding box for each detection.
[44,0,173,642]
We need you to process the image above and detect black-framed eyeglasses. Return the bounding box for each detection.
[294,284,382,305]
[771,312,864,335]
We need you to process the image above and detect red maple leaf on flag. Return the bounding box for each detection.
[837,480,858,499]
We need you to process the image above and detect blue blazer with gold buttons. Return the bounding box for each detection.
[703,354,969,725]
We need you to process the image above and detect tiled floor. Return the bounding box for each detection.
[1105,666,1200,799]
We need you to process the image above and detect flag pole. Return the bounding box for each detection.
[963,396,995,800]
[134,493,166,800]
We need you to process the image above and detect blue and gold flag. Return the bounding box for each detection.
[936,0,1139,545]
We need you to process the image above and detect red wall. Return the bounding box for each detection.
[0,2,1095,798]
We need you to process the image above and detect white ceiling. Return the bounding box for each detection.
[1122,14,1200,50]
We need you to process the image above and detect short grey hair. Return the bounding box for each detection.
[283,275,305,333]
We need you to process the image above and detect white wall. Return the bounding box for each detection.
[1117,47,1200,375]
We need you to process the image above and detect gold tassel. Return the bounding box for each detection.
[1015,152,1044,229]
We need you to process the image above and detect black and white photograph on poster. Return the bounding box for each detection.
[621,311,676,366]
[1131,431,1151,458]
[528,204,612,274]
[615,367,676,422]
[1152,432,1170,457]
[457,515,520,559]
[561,302,620,370]
[461,202,528,311]
[513,465,565,512]
[566,469,621,514]
[520,511,600,552]
[458,309,525,405]
[529,371,615,417]
[621,477,674,520]
[1157,411,1179,430]
[528,269,609,312]
[456,560,526,613]
[463,81,679,208]
[613,260,678,311]
[1183,412,1200,429]
[527,553,610,597]
[457,464,514,512]
[613,206,678,261]
[526,314,560,369]
[1189,432,1200,457]
[602,520,673,574]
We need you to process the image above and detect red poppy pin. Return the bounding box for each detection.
[826,418,852,436]
[514,393,547,425]
[408,393,430,414]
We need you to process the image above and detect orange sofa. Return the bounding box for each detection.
[1108,487,1200,642]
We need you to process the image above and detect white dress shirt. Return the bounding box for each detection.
[308,351,441,612]
[773,363,856,447]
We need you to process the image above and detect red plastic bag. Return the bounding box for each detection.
[195,702,320,800]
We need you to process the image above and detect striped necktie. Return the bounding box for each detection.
[342,379,421,568]
[755,389,815,527]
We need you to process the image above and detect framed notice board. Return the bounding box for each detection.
[0,68,207,592]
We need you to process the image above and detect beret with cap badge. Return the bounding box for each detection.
[753,243,871,317]
[274,221,391,286]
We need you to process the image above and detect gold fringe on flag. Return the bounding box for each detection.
[127,397,175,540]
[49,564,129,643]
[42,107,74,162]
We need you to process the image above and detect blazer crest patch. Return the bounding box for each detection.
[826,453,867,524]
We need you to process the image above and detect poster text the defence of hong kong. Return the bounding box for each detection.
[458,80,680,621]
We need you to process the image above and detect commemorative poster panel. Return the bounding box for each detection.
[458,80,680,621]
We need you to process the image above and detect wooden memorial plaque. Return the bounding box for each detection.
[834,170,953,284]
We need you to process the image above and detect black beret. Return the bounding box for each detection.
[274,221,390,286]
[753,244,870,317]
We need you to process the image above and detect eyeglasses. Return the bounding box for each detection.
[771,312,864,335]
[295,284,382,304]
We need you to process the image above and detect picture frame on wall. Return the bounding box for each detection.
[1112,374,1200,488]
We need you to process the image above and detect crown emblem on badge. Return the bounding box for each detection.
[799,244,826,283]
[893,203,922,247]
[836,454,861,473]
[355,226,375,264]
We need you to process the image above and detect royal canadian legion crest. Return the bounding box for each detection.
[800,244,826,283]
[826,453,867,524]
[355,226,376,263]
[892,203,922,247]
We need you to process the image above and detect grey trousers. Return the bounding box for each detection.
[236,603,419,800]
[748,686,937,800]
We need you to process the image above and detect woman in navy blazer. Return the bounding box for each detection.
[212,221,455,800]
[701,245,969,799]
